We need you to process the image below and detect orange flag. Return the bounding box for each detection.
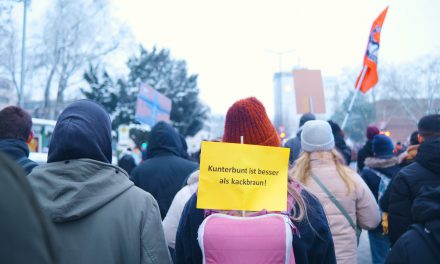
[356,7,389,93]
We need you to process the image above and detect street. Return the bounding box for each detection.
[357,231,372,264]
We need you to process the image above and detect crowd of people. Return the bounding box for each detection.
[0,98,439,264]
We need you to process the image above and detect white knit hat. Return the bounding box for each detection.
[301,120,335,152]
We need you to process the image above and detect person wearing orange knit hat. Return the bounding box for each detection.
[222,97,280,147]
[175,97,336,264]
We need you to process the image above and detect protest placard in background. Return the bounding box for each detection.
[293,69,326,114]
[197,141,290,211]
[135,83,172,126]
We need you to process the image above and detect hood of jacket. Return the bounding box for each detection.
[146,121,182,159]
[48,100,112,164]
[28,159,133,223]
[412,186,440,244]
[416,138,440,175]
[0,138,29,159]
[364,156,399,169]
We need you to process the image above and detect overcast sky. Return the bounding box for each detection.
[20,0,440,117]
[110,0,440,117]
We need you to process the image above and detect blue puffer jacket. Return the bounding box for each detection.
[175,190,337,264]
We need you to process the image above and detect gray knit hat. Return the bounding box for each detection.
[301,120,335,152]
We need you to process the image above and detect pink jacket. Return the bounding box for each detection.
[306,152,380,264]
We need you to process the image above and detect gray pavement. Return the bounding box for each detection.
[357,230,372,264]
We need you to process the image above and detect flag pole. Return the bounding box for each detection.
[341,65,368,130]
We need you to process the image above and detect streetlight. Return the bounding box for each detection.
[265,49,296,74]
[15,0,29,107]
[266,49,296,132]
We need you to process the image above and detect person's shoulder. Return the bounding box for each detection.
[300,189,326,218]
[392,162,426,185]
[397,161,423,175]
[21,158,38,174]
[173,156,199,171]
[130,159,158,175]
[123,185,157,204]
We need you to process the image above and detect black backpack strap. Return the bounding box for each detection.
[411,224,440,260]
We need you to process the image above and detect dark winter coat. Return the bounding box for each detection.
[284,132,302,165]
[118,154,136,175]
[385,186,440,264]
[357,140,374,173]
[380,145,420,213]
[361,156,401,232]
[28,100,172,264]
[131,121,199,219]
[388,138,440,245]
[175,191,337,264]
[0,139,37,174]
[334,135,352,165]
[0,152,59,264]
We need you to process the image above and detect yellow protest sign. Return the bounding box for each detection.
[197,141,290,211]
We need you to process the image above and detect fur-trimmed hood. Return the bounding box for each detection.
[364,156,400,169]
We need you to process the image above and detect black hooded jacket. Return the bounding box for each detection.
[388,138,440,245]
[357,140,374,173]
[334,135,352,165]
[0,139,37,174]
[47,99,112,163]
[386,186,440,264]
[131,121,198,219]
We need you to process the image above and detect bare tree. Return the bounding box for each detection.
[0,0,123,115]
[0,1,20,97]
[372,56,440,126]
[37,0,119,116]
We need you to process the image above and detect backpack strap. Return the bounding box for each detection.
[366,168,391,200]
[366,168,391,184]
[311,174,361,241]
[411,224,440,260]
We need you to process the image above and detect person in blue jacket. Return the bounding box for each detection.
[175,97,336,264]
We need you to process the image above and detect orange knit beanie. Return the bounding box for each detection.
[222,97,280,147]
